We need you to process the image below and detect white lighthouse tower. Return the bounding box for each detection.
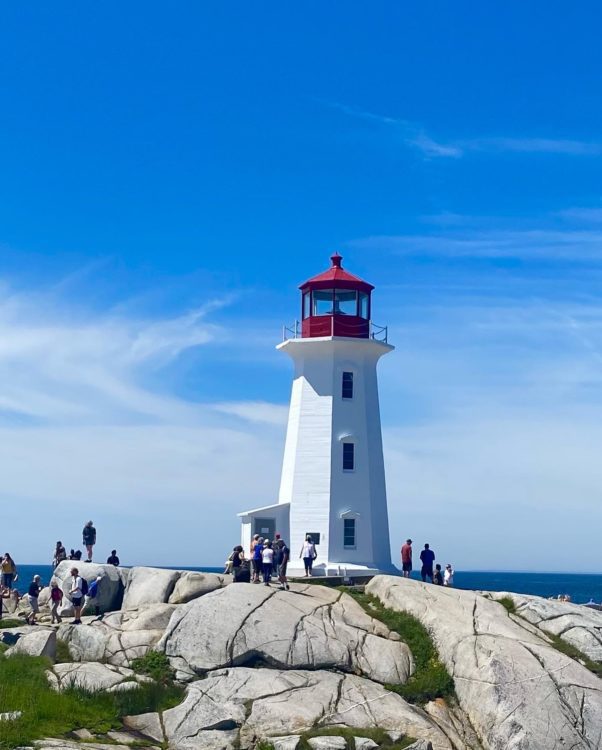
[239,253,394,576]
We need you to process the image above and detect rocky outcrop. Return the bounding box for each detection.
[159,583,413,684]
[161,667,451,750]
[58,603,177,667]
[367,576,602,750]
[47,662,152,692]
[121,567,225,610]
[486,590,602,662]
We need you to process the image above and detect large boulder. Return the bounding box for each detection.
[368,576,602,750]
[487,591,602,662]
[122,567,180,610]
[122,567,225,610]
[52,561,124,614]
[161,667,452,750]
[6,628,56,660]
[168,571,227,604]
[159,583,413,684]
[48,662,149,692]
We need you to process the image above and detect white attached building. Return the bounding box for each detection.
[239,254,395,575]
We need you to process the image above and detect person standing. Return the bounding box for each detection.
[261,540,274,586]
[69,567,85,624]
[252,536,264,583]
[231,546,248,583]
[84,575,103,616]
[277,539,290,591]
[400,539,413,578]
[444,564,454,587]
[53,542,67,568]
[50,580,63,623]
[1,553,17,591]
[82,521,96,562]
[420,543,435,583]
[300,535,317,577]
[26,575,42,625]
[106,550,120,566]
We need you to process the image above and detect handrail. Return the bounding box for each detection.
[282,319,389,343]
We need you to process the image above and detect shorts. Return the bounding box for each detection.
[421,566,433,579]
[402,562,412,572]
[72,595,83,607]
[28,595,39,613]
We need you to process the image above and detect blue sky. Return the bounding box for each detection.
[2,3,602,570]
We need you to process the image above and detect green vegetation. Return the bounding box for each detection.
[344,590,455,705]
[497,596,517,615]
[543,630,602,677]
[131,649,175,684]
[0,652,184,750]
[297,727,416,749]
[0,618,23,629]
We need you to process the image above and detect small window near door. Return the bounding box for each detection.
[343,442,355,471]
[342,371,353,399]
[344,518,356,548]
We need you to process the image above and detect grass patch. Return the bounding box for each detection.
[497,596,517,615]
[131,649,175,684]
[297,726,416,749]
[344,590,455,705]
[544,630,602,677]
[0,652,183,750]
[0,619,23,629]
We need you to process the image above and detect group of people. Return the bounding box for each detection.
[52,521,111,567]
[225,533,292,589]
[401,539,454,586]
[23,567,103,626]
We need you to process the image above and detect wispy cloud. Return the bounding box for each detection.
[328,101,602,159]
[326,102,462,158]
[351,228,602,260]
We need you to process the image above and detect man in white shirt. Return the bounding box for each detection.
[69,567,84,624]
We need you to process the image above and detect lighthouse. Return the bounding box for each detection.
[239,254,394,576]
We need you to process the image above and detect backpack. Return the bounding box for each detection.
[80,577,89,596]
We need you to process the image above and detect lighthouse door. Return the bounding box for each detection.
[254,517,276,539]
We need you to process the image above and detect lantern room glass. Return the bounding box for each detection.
[312,289,334,316]
[333,290,357,315]
[359,292,369,319]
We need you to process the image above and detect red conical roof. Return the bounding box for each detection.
[299,253,374,292]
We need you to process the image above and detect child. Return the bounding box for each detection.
[50,580,63,623]
[433,564,444,585]
[444,564,454,587]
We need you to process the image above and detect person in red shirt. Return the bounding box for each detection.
[401,539,413,578]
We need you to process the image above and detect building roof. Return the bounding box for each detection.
[299,253,374,292]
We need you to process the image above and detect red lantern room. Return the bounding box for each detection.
[299,253,374,339]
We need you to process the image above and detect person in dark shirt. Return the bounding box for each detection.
[420,543,435,582]
[82,521,97,562]
[433,564,444,585]
[26,575,42,624]
[277,539,290,591]
[107,550,120,566]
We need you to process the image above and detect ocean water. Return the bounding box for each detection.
[7,565,602,605]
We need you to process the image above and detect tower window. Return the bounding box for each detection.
[312,289,334,316]
[342,372,353,399]
[359,292,369,319]
[344,518,356,548]
[343,442,355,471]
